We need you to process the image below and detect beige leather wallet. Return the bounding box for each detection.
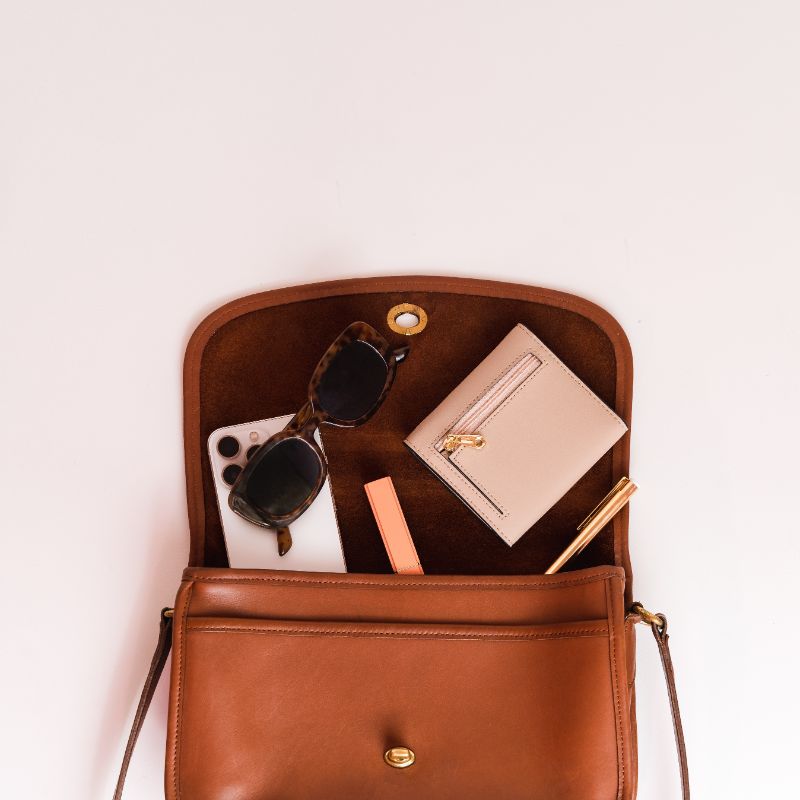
[405,324,628,545]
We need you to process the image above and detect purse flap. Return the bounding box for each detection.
[183,277,633,595]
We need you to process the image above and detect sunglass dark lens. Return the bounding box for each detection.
[222,464,242,486]
[246,438,322,517]
[316,340,388,421]
[217,436,240,458]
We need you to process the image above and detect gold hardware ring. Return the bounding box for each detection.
[630,602,666,632]
[387,303,428,336]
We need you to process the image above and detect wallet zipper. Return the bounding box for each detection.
[437,352,543,454]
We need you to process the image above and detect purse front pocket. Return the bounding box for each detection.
[168,568,632,800]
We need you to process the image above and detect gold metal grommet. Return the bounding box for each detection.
[384,746,415,768]
[387,303,428,336]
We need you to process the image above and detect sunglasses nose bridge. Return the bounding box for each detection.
[290,401,319,431]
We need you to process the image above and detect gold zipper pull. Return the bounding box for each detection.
[442,433,487,453]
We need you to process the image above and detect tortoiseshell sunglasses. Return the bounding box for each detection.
[228,321,409,555]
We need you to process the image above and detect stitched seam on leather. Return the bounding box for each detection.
[514,323,626,426]
[430,341,538,445]
[419,341,538,524]
[625,618,636,689]
[450,362,548,502]
[172,582,193,800]
[447,456,509,513]
[455,358,546,441]
[454,353,550,440]
[605,579,625,800]
[407,438,509,538]
[183,571,620,588]
[186,625,608,640]
[447,456,506,517]
[418,439,509,522]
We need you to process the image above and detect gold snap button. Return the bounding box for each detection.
[384,746,415,768]
[387,303,428,336]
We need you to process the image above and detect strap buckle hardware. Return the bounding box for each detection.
[630,602,667,635]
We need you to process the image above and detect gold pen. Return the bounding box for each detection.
[545,477,638,574]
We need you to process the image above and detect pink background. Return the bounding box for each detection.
[2,2,798,797]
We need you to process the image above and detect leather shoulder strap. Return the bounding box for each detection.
[114,605,689,799]
[630,604,691,800]
[113,609,173,800]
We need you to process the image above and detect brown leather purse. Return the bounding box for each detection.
[114,276,689,799]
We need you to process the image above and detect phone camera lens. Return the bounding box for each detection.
[246,445,261,460]
[222,464,242,486]
[217,436,240,458]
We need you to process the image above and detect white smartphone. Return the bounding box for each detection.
[208,415,347,572]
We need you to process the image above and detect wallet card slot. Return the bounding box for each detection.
[436,352,543,453]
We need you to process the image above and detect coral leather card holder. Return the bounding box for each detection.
[405,324,628,546]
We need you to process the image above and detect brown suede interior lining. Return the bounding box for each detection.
[186,278,632,579]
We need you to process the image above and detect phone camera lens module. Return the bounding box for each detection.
[246,445,261,460]
[217,436,240,458]
[222,464,242,486]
